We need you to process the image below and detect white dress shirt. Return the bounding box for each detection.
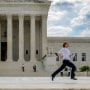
[57,48,71,60]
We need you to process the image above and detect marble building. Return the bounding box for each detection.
[0,0,90,76]
[0,0,51,76]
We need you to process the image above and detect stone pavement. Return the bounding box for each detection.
[0,77,90,90]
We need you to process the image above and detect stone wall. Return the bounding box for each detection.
[47,37,90,71]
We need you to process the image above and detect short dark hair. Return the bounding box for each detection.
[63,42,68,47]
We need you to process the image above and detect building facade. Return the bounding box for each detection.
[46,37,90,73]
[0,0,51,76]
[0,0,90,76]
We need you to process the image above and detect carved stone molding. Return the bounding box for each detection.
[0,4,49,15]
[0,0,47,3]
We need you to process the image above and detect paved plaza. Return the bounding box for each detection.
[0,77,90,90]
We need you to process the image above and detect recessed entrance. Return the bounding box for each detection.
[1,42,7,61]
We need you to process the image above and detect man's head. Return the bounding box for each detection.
[63,42,69,48]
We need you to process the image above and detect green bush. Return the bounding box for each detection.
[79,66,90,72]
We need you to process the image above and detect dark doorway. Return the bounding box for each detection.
[1,42,7,61]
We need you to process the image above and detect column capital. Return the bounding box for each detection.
[30,14,36,17]
[18,14,24,20]
[42,15,47,19]
[30,15,36,19]
[18,14,24,17]
[7,14,12,16]
[7,14,12,18]
[42,15,47,23]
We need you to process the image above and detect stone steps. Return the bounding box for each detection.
[0,61,51,77]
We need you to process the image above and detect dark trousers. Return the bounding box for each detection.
[52,60,76,78]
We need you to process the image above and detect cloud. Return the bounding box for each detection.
[48,0,90,37]
[47,26,72,37]
[48,0,76,26]
[82,0,90,5]
[48,9,66,22]
[80,6,90,20]
[55,1,74,11]
[77,29,90,37]
[50,0,60,5]
[71,5,90,27]
[47,1,67,26]
[71,16,84,26]
[80,6,90,15]
[50,0,78,3]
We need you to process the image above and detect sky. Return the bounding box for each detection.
[47,0,90,37]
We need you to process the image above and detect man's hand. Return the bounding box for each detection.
[59,54,63,58]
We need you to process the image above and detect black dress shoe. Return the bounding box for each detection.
[51,75,55,81]
[52,76,54,81]
[71,78,77,80]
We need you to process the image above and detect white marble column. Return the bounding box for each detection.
[19,15,24,61]
[30,15,36,63]
[0,21,1,61]
[7,15,13,61]
[42,15,47,57]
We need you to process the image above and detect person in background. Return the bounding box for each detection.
[33,64,37,72]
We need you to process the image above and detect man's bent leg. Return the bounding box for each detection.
[66,61,77,79]
[51,60,66,81]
